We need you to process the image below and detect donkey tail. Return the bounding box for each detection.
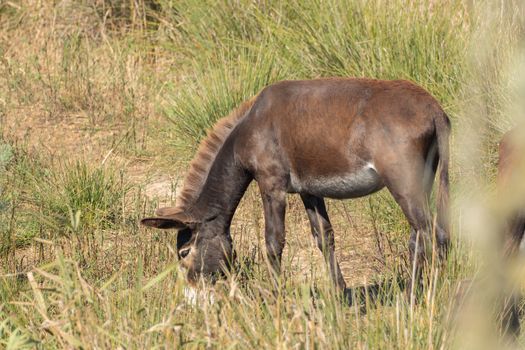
[435,111,451,238]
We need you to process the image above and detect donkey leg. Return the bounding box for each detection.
[259,184,287,280]
[383,166,433,293]
[300,194,347,292]
[403,200,432,297]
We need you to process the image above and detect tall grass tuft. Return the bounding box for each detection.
[161,0,470,150]
[17,158,128,236]
[0,140,130,263]
[163,46,288,147]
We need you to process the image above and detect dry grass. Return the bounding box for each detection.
[1,0,525,348]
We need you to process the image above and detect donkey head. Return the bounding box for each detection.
[141,207,233,285]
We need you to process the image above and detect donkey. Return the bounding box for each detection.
[141,78,451,293]
[498,127,525,336]
[499,127,525,257]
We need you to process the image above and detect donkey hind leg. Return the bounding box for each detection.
[259,184,287,283]
[403,198,432,298]
[300,194,347,292]
[384,163,434,293]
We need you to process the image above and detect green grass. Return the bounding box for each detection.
[1,0,525,348]
[163,45,288,147]
[162,0,470,147]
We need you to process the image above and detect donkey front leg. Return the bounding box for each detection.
[259,184,287,281]
[300,194,347,292]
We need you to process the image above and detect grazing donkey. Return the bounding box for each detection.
[141,78,451,292]
[499,128,525,257]
[498,127,525,336]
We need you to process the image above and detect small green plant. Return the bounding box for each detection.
[58,161,125,229]
[39,161,130,263]
[0,142,130,253]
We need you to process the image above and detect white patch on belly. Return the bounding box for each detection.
[290,163,384,199]
[366,162,377,171]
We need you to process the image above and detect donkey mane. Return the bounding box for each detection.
[175,96,257,212]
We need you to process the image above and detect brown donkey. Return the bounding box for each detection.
[499,128,525,257]
[498,127,525,335]
[141,78,451,292]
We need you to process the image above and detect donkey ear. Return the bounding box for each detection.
[141,207,196,230]
[155,207,197,223]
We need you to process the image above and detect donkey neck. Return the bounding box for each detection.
[185,134,251,225]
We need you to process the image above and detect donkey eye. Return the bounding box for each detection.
[179,247,191,259]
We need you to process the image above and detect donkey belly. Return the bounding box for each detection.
[290,164,384,199]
